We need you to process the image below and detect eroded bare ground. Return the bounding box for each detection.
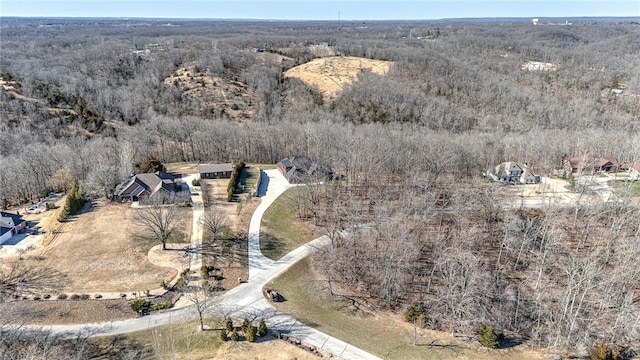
[284,56,392,99]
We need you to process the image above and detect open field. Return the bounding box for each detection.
[260,187,323,260]
[267,258,545,360]
[284,56,392,99]
[22,199,191,293]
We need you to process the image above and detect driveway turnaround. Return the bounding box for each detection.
[17,169,382,360]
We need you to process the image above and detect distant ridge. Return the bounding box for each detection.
[1,16,638,23]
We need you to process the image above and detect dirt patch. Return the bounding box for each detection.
[0,298,135,325]
[165,162,199,174]
[211,340,321,360]
[23,199,186,293]
[284,56,392,99]
[163,66,255,119]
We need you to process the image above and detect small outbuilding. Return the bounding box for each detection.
[199,163,233,179]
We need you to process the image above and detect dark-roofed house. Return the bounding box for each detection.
[277,156,329,184]
[199,163,233,179]
[490,162,541,184]
[114,172,178,202]
[0,211,26,245]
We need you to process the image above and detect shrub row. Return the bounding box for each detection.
[226,161,245,202]
[220,318,267,342]
[58,178,85,222]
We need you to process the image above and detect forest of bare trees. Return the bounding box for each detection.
[1,17,639,356]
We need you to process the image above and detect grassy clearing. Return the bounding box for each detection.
[267,258,544,360]
[103,318,321,359]
[260,187,320,260]
[109,320,224,359]
[608,180,640,197]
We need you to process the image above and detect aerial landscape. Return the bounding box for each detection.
[0,1,639,359]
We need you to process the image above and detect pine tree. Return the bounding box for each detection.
[257,318,268,337]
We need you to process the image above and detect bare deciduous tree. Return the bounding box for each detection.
[134,204,179,251]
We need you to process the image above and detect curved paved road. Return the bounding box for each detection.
[18,169,381,360]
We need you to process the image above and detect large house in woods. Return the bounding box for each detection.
[277,156,329,183]
[199,163,232,179]
[562,155,620,174]
[488,162,541,184]
[114,172,178,202]
[0,211,26,245]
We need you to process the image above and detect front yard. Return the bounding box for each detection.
[20,199,191,293]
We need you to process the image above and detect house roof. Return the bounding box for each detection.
[625,161,640,171]
[1,226,12,236]
[115,172,175,198]
[199,163,232,174]
[494,162,523,177]
[0,211,24,228]
[597,157,619,167]
[564,155,591,169]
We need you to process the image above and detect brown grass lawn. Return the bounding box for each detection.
[260,187,323,260]
[114,320,321,360]
[267,258,545,360]
[25,199,192,293]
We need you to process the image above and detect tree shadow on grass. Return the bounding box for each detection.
[259,232,284,260]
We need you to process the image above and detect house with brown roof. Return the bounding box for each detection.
[623,161,640,176]
[562,155,620,174]
[199,163,232,179]
[114,172,178,202]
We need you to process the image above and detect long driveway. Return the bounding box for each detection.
[18,169,381,360]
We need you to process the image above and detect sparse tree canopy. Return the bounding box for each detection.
[134,203,179,251]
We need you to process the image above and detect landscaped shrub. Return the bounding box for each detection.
[257,318,268,337]
[230,330,239,342]
[80,294,90,300]
[94,294,102,299]
[151,302,172,311]
[225,318,234,332]
[245,325,256,343]
[226,161,245,202]
[241,318,251,332]
[57,293,68,300]
[131,299,151,314]
[70,294,81,300]
[191,178,201,186]
[220,329,228,341]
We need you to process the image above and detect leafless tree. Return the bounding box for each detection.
[134,203,179,250]
[200,210,229,244]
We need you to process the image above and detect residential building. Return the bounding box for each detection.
[199,163,233,179]
[114,172,178,202]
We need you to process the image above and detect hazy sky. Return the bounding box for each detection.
[1,0,638,20]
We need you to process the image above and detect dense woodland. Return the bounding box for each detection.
[1,18,639,357]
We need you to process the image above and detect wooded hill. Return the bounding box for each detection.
[1,18,639,356]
